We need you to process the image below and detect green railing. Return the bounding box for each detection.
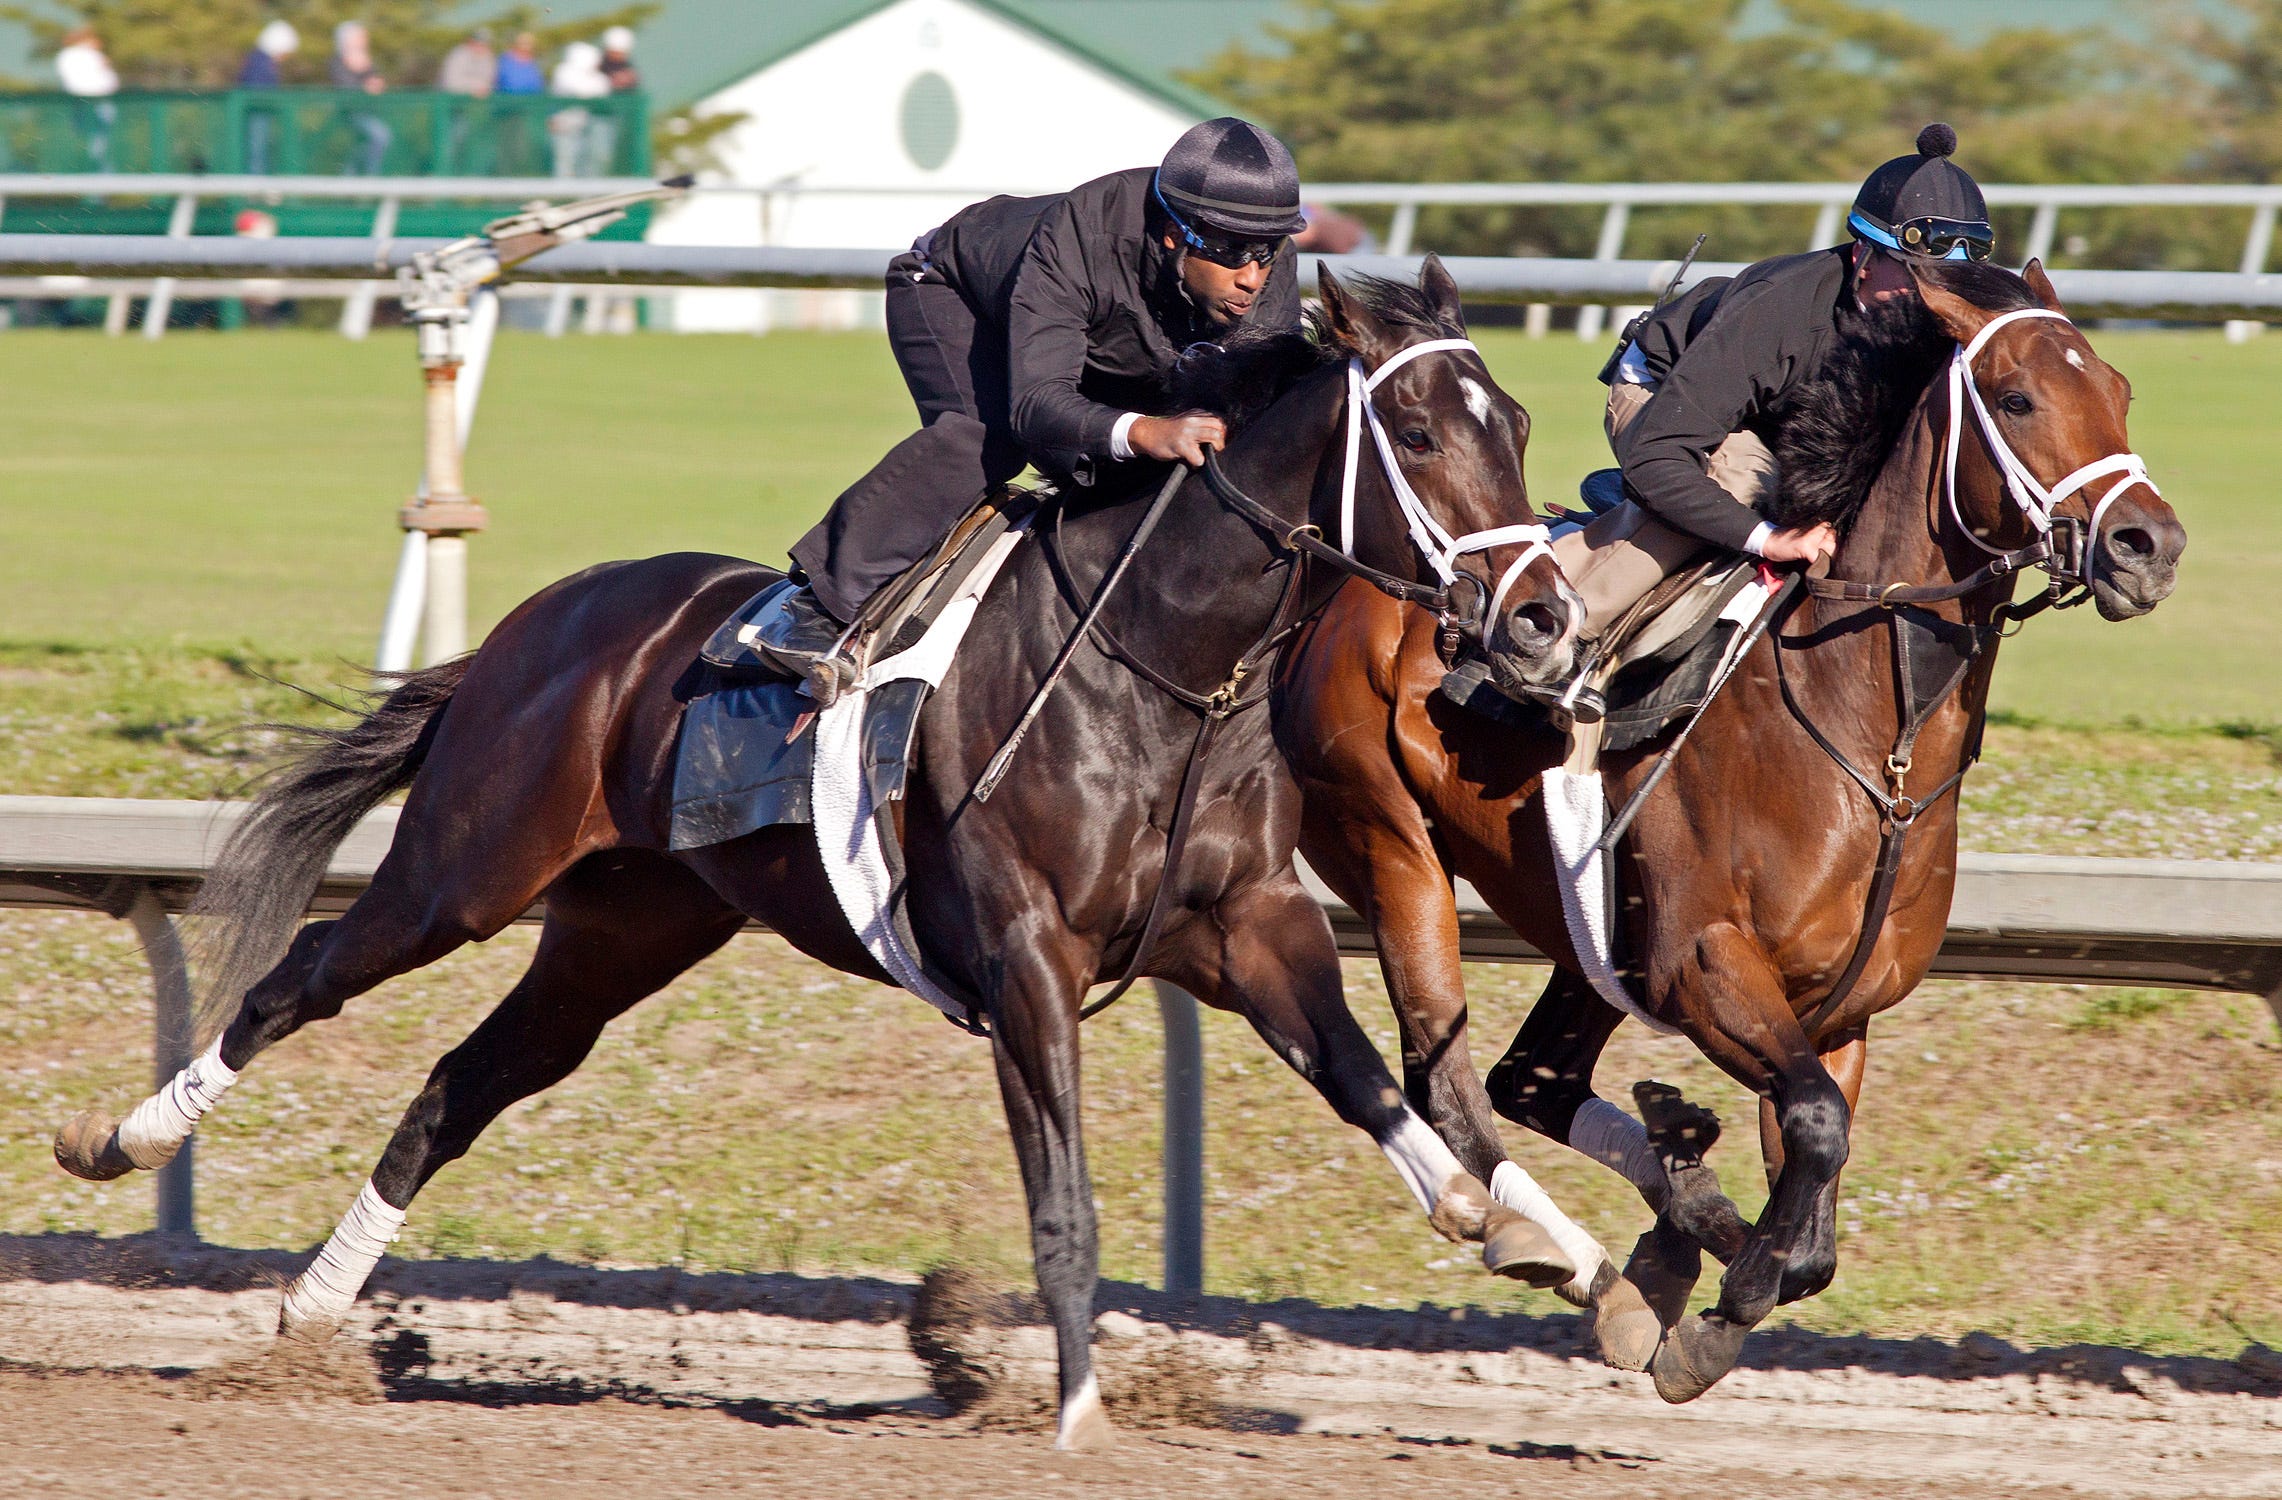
[0,89,650,237]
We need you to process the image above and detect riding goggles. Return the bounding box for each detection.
[1848,209,1994,263]
[1154,178,1285,268]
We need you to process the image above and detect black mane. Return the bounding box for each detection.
[1765,260,2047,533]
[1169,271,1466,434]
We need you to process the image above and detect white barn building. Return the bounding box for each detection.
[642,0,1291,331]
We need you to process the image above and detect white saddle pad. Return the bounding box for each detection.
[811,523,1030,1023]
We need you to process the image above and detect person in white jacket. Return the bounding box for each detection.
[56,26,119,172]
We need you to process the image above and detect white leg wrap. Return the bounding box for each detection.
[114,1037,239,1170]
[1490,1159,1611,1297]
[1377,1111,1463,1215]
[279,1179,405,1332]
[1570,1097,1672,1213]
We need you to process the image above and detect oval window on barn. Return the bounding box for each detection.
[899,71,959,172]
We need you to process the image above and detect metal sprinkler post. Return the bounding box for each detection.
[375,179,690,670]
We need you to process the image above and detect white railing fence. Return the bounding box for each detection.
[4,174,2280,339]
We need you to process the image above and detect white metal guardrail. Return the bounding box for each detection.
[7,796,2280,1285]
[3,173,2278,337]
[5,234,2280,322]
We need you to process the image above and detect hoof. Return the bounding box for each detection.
[1649,1311,1750,1404]
[277,1286,347,1346]
[1480,1208,1575,1289]
[1587,1265,1663,1372]
[1622,1221,1703,1328]
[1634,1079,1721,1160]
[54,1110,141,1182]
[1054,1382,1117,1452]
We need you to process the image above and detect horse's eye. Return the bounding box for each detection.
[2000,391,2034,416]
[1399,428,1433,453]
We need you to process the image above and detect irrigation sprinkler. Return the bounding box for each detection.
[376,179,689,671]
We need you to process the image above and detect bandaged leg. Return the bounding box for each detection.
[1570,1095,1674,1213]
[1379,1113,1575,1287]
[1489,1159,1611,1301]
[278,1179,406,1342]
[114,1037,239,1170]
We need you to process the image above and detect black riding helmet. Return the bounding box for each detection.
[1849,123,1994,262]
[1153,117,1306,267]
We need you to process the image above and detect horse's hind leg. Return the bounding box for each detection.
[279,851,743,1341]
[54,871,519,1185]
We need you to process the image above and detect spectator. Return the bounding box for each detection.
[330,21,392,174]
[237,19,296,86]
[548,40,610,177]
[437,28,494,97]
[56,25,118,96]
[55,26,119,173]
[1292,204,1376,255]
[495,32,544,95]
[600,25,639,92]
[238,22,299,174]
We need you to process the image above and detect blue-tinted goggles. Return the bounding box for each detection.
[1154,178,1284,268]
[1849,209,1994,262]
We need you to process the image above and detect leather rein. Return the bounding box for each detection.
[1780,308,2161,1037]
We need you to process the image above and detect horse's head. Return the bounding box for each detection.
[1314,256,1580,685]
[1913,259,2186,620]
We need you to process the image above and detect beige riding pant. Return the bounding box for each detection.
[1550,382,1779,641]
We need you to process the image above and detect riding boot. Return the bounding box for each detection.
[744,582,858,703]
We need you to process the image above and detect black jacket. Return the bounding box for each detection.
[1618,246,1853,550]
[927,166,1301,473]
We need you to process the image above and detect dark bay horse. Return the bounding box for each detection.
[56,261,1580,1449]
[1278,260,2186,1400]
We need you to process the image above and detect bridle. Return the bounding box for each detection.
[1802,305,2158,620]
[1203,336,1555,653]
[1777,301,2165,1038]
[1940,307,2159,591]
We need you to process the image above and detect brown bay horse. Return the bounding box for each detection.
[1278,260,2186,1401]
[55,262,1581,1449]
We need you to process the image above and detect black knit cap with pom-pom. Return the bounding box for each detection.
[1849,121,1988,255]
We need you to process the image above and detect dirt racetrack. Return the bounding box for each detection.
[3,1235,2279,1498]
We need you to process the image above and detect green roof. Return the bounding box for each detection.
[506,0,1296,116]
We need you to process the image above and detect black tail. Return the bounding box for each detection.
[188,658,472,1045]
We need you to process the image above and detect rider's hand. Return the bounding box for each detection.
[1130,412,1228,466]
[1759,521,1837,566]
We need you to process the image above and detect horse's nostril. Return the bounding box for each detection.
[2107,526,2154,563]
[1510,603,1561,643]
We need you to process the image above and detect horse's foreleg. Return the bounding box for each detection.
[1174,880,1573,1290]
[279,856,743,1342]
[1650,929,1852,1404]
[1321,828,1615,1304]
[1755,1029,1866,1306]
[985,930,1112,1452]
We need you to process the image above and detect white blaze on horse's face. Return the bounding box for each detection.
[1459,375,1494,428]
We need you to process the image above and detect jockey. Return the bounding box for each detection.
[1548,123,1993,721]
[749,116,1307,689]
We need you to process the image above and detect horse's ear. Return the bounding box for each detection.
[1909,262,1994,344]
[2021,257,2068,315]
[1317,262,1396,363]
[1419,252,1467,336]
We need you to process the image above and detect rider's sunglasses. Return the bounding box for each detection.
[1849,209,1995,263]
[1183,231,1283,269]
[1154,175,1284,269]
